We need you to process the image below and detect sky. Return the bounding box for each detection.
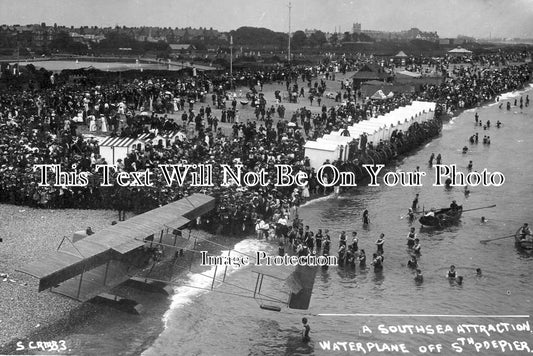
[1,0,532,39]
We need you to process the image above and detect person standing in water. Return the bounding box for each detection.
[447,265,457,278]
[362,210,370,225]
[428,153,435,166]
[301,318,310,342]
[376,233,385,254]
[407,227,416,248]
[414,269,424,283]
[411,194,419,211]
[372,253,384,271]
[358,249,367,267]
[413,238,421,255]
[407,208,415,222]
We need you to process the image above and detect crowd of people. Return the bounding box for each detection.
[0,51,531,232]
[254,211,427,284]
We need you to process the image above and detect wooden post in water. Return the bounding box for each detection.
[211,265,218,290]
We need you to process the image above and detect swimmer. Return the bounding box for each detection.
[462,146,468,154]
[467,160,473,171]
[406,208,415,221]
[407,227,416,248]
[371,253,384,271]
[407,256,418,269]
[301,318,310,342]
[447,265,457,278]
[339,231,347,247]
[481,216,487,223]
[350,232,359,252]
[362,209,370,225]
[376,233,385,254]
[358,249,366,267]
[411,193,419,210]
[476,268,482,277]
[413,238,421,254]
[496,120,501,128]
[414,269,424,283]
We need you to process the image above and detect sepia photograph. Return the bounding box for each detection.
[0,1,532,355]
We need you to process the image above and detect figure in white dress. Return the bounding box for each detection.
[89,115,97,132]
[100,115,108,132]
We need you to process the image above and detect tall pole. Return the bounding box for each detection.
[16,41,20,75]
[288,1,291,65]
[230,35,233,90]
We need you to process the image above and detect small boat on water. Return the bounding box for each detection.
[419,206,463,228]
[515,228,533,250]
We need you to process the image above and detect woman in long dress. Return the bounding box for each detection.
[101,115,108,132]
[89,115,97,132]
[301,182,310,202]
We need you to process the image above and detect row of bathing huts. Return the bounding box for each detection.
[303,101,442,173]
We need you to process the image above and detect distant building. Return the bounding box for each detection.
[351,63,392,87]
[447,47,473,56]
[351,23,439,42]
[69,32,105,45]
[169,44,196,55]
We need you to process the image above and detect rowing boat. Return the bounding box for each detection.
[419,206,463,228]
[515,228,533,250]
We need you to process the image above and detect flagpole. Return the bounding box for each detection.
[288,1,291,65]
[16,41,20,75]
[230,35,233,90]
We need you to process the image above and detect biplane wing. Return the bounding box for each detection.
[252,264,318,310]
[17,194,215,302]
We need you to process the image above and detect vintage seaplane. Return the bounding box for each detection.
[18,194,317,313]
